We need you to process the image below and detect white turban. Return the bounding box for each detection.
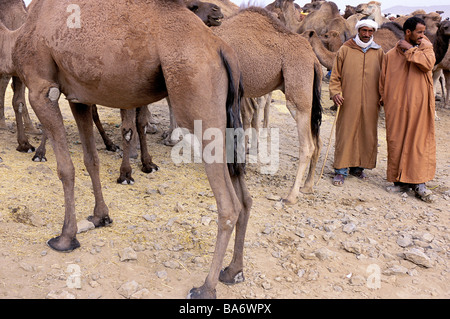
[355,19,378,31]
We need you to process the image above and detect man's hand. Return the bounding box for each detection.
[398,39,413,51]
[332,94,344,106]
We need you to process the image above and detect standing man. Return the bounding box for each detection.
[379,17,436,202]
[329,19,384,186]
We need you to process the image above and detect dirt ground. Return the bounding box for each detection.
[0,78,448,300]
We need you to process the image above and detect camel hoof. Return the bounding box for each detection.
[300,186,314,194]
[16,144,35,153]
[47,236,80,252]
[187,287,216,299]
[117,176,135,185]
[32,154,47,162]
[105,144,120,153]
[219,267,245,285]
[87,215,113,228]
[281,197,297,205]
[142,163,159,174]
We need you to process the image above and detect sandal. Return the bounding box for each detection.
[332,174,345,186]
[386,182,411,193]
[413,184,435,203]
[350,169,368,180]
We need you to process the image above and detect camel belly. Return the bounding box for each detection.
[55,52,168,108]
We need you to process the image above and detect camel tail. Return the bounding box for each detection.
[220,49,245,177]
[311,60,323,139]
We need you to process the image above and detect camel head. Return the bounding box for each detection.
[414,12,442,36]
[438,20,450,37]
[186,0,224,26]
[302,1,324,14]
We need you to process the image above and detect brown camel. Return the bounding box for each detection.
[5,0,251,299]
[302,29,335,70]
[346,1,388,30]
[0,0,37,153]
[212,7,323,204]
[29,0,223,182]
[433,20,450,108]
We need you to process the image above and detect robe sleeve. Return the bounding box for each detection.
[404,41,436,73]
[329,49,344,98]
[379,53,387,100]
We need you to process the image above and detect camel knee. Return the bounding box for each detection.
[48,87,61,102]
[122,128,133,142]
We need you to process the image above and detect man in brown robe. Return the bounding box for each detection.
[379,17,436,202]
[329,19,384,186]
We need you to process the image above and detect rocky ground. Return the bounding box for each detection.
[0,80,448,299]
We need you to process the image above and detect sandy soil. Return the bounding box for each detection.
[0,79,448,299]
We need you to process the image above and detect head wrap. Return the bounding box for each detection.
[355,19,378,31]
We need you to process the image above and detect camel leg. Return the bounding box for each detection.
[444,70,449,109]
[218,173,252,285]
[0,75,11,130]
[262,92,272,129]
[188,163,244,299]
[117,108,136,184]
[283,99,315,204]
[69,102,112,227]
[12,76,35,153]
[136,106,159,173]
[92,105,119,152]
[162,98,181,146]
[28,84,80,251]
[32,129,48,162]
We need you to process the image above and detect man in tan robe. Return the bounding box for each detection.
[329,19,384,186]
[379,17,436,202]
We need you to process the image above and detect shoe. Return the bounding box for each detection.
[413,183,434,203]
[332,174,345,186]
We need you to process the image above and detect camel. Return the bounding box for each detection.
[29,0,223,184]
[270,0,352,44]
[185,0,224,26]
[3,0,251,299]
[211,7,323,204]
[302,30,335,70]
[346,1,388,30]
[432,20,450,108]
[0,0,37,153]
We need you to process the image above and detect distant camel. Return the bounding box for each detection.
[0,0,37,153]
[432,20,450,108]
[2,0,250,299]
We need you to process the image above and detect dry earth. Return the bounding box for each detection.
[0,78,448,300]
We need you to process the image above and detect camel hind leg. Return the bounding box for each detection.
[283,61,322,203]
[218,173,252,285]
[28,82,80,251]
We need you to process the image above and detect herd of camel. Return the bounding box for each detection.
[0,0,449,299]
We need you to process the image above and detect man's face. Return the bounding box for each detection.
[406,23,426,45]
[358,26,375,43]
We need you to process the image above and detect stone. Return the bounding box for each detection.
[119,247,137,262]
[46,290,76,299]
[396,233,413,247]
[131,288,151,299]
[142,214,157,222]
[314,247,336,261]
[156,270,168,279]
[117,280,140,299]
[77,219,95,233]
[403,248,434,268]
[342,223,357,234]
